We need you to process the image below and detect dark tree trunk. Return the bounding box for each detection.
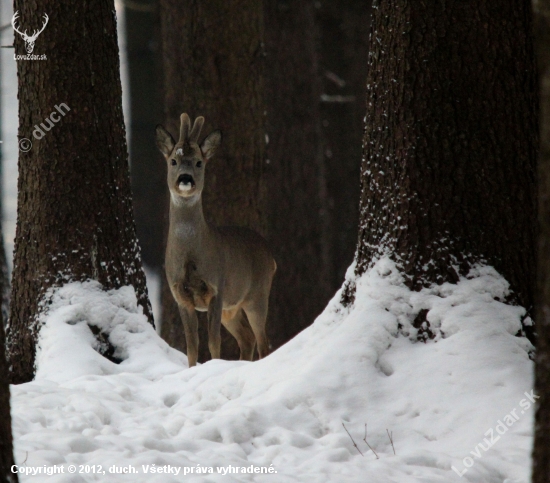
[159,0,265,361]
[263,0,332,349]
[316,0,371,289]
[533,0,550,481]
[7,0,153,384]
[0,7,9,328]
[125,0,164,271]
[344,1,538,328]
[0,11,17,478]
[0,277,16,483]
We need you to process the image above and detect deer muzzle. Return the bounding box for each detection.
[177,174,196,193]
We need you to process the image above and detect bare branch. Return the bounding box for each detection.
[324,71,346,88]
[386,428,396,455]
[363,423,379,459]
[342,422,364,456]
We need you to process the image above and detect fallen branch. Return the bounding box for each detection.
[342,422,364,456]
[363,423,379,459]
[387,428,396,455]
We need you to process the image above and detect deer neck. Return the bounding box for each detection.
[169,193,210,242]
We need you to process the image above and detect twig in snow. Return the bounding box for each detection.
[342,422,363,456]
[387,428,396,455]
[363,423,379,459]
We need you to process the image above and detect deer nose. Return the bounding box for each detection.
[177,174,195,187]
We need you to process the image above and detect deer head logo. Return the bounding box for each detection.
[12,11,49,54]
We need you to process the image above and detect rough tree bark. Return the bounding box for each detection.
[263,0,331,349]
[125,0,164,271]
[344,1,538,334]
[0,279,16,483]
[533,1,550,481]
[159,0,265,361]
[0,5,9,327]
[0,11,17,478]
[7,0,153,384]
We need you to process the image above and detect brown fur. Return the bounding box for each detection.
[156,113,276,367]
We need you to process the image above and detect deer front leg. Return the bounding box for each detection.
[178,305,199,367]
[207,292,223,360]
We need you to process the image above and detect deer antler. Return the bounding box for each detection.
[179,114,191,144]
[189,117,205,144]
[28,14,48,41]
[11,11,28,39]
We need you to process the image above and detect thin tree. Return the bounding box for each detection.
[125,0,164,272]
[159,0,265,360]
[533,0,550,480]
[0,7,17,479]
[7,0,153,384]
[343,0,538,339]
[0,283,17,482]
[263,0,331,349]
[316,0,372,288]
[0,7,10,327]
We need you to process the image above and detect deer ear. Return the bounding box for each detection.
[200,130,222,160]
[155,124,175,158]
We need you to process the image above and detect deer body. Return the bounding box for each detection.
[157,114,276,367]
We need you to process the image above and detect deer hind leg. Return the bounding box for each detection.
[243,299,270,359]
[207,294,223,360]
[222,308,256,361]
[178,306,199,367]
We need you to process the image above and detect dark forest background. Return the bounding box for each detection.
[125,0,373,360]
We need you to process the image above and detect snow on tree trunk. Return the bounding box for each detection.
[533,0,550,480]
[158,0,265,361]
[0,311,16,482]
[7,0,153,384]
[344,1,538,333]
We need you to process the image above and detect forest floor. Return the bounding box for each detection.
[10,257,533,482]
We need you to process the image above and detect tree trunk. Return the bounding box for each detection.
[316,0,371,289]
[344,1,538,333]
[125,0,164,271]
[0,278,17,483]
[263,0,332,349]
[0,10,17,478]
[159,0,265,361]
[533,1,550,481]
[0,5,9,328]
[7,0,153,384]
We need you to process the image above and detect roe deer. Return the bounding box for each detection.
[156,113,276,367]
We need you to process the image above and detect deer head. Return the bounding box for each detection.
[156,113,222,201]
[12,11,49,54]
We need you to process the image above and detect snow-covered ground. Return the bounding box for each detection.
[10,258,534,482]
[1,3,536,482]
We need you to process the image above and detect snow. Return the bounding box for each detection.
[11,258,534,482]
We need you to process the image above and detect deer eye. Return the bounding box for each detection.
[171,159,177,166]
[196,161,203,168]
